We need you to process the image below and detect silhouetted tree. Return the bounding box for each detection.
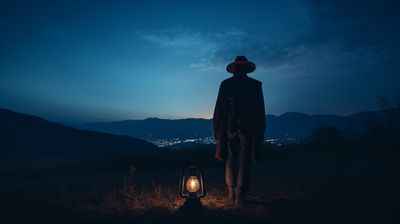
[379,97,400,159]
[379,96,400,128]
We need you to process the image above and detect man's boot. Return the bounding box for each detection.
[235,197,245,208]
[235,189,245,208]
[227,186,236,201]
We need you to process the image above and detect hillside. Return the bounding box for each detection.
[0,108,157,157]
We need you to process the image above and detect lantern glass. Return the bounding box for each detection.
[186,176,200,193]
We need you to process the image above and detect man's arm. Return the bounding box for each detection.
[257,82,266,134]
[213,83,224,139]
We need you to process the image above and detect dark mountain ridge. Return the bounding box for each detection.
[80,117,212,139]
[0,108,157,157]
[78,111,387,141]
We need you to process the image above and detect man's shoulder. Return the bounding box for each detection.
[246,76,262,85]
[222,76,261,83]
[220,76,262,88]
[222,77,234,82]
[220,77,234,87]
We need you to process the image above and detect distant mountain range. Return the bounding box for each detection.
[77,111,387,142]
[0,108,158,157]
[80,118,212,140]
[1,107,387,157]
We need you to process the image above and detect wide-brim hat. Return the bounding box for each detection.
[226,56,256,74]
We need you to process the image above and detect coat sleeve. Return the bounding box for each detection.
[213,82,225,139]
[257,82,266,134]
[250,82,265,163]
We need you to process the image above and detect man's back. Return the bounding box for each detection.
[215,74,265,136]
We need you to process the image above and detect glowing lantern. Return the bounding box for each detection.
[186,176,200,192]
[179,163,205,199]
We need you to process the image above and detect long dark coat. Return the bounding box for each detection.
[213,75,266,162]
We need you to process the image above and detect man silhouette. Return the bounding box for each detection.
[213,56,265,207]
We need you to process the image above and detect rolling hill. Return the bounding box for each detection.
[0,108,158,157]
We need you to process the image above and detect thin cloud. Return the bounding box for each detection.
[133,0,399,78]
[133,27,311,76]
[133,28,259,72]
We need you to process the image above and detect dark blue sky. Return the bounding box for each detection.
[1,0,399,123]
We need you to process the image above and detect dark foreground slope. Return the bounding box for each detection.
[0,142,398,224]
[0,108,157,157]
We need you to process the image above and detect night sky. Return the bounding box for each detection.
[1,0,399,123]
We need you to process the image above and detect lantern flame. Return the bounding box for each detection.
[186,176,200,193]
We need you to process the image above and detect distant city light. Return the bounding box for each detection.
[146,136,299,147]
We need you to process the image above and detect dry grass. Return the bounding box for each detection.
[78,164,306,223]
[2,145,390,224]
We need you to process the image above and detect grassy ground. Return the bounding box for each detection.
[0,144,398,224]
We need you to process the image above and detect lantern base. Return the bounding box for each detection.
[179,198,204,211]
